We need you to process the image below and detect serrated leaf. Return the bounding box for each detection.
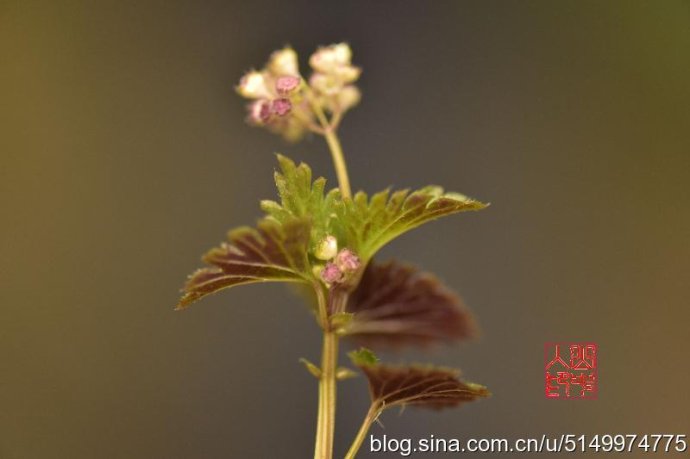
[262,155,341,253]
[356,363,490,410]
[348,347,379,366]
[336,187,487,262]
[177,156,487,310]
[344,260,478,348]
[176,217,313,309]
[263,156,486,264]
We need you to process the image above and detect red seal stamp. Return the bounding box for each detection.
[545,342,597,399]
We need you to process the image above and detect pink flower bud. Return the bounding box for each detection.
[271,98,292,116]
[320,262,343,284]
[248,100,272,124]
[275,75,301,95]
[335,249,360,273]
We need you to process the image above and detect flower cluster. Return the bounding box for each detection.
[313,235,361,286]
[236,44,361,142]
[308,44,361,116]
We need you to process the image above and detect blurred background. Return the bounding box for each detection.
[2,1,689,457]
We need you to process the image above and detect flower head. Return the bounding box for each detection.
[236,43,361,142]
[308,43,361,110]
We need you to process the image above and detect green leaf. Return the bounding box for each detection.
[336,187,488,262]
[261,155,341,254]
[262,155,486,264]
[176,155,487,310]
[344,260,478,348]
[355,362,490,410]
[176,217,313,309]
[348,347,379,367]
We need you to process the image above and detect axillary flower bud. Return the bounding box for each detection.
[335,248,361,273]
[320,262,343,285]
[314,235,338,260]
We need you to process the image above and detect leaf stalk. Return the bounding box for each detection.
[344,402,383,459]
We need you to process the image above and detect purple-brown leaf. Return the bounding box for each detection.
[358,362,490,410]
[344,260,478,348]
[176,217,312,309]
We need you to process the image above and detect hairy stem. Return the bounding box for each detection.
[345,402,383,459]
[314,330,339,459]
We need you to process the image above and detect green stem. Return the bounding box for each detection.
[307,91,352,199]
[314,330,338,459]
[344,402,383,459]
[323,129,352,199]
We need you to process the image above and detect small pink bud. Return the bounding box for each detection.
[335,249,360,273]
[248,100,272,124]
[275,75,301,95]
[321,262,343,284]
[271,98,292,116]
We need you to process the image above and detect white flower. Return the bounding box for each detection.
[237,71,272,99]
[314,235,338,260]
[268,47,299,76]
[309,73,340,96]
[310,43,353,73]
[333,85,361,112]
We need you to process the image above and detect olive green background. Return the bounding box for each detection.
[2,1,689,458]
